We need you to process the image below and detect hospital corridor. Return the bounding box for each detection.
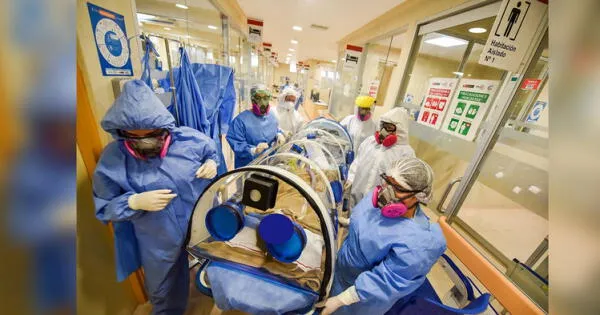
[76,0,553,314]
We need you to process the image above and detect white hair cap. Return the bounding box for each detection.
[387,157,434,204]
[279,87,298,101]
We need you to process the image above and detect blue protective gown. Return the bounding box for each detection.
[169,48,210,134]
[93,80,218,314]
[331,193,447,315]
[160,63,236,175]
[225,109,279,168]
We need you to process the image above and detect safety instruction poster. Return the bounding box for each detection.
[441,79,500,141]
[88,3,133,76]
[416,78,458,129]
[478,0,548,72]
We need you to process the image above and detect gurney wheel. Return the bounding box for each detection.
[194,260,213,297]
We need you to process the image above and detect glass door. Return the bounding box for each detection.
[447,33,550,312]
[395,1,548,311]
[396,2,505,214]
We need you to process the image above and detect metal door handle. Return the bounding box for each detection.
[437,177,462,213]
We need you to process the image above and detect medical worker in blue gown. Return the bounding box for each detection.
[322,157,447,315]
[93,80,219,314]
[226,84,285,168]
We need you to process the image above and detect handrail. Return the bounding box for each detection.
[438,216,544,314]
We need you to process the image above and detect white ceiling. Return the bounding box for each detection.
[237,0,405,63]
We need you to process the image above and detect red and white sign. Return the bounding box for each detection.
[248,18,263,43]
[343,44,363,70]
[368,80,380,98]
[417,78,459,129]
[520,78,542,90]
[262,42,272,53]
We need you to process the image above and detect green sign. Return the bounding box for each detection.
[465,104,480,119]
[454,102,466,116]
[459,121,471,136]
[457,91,489,103]
[448,118,459,131]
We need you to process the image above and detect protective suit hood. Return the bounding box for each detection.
[379,107,410,144]
[101,80,176,138]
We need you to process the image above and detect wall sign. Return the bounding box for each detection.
[417,78,459,129]
[526,100,547,122]
[520,78,542,90]
[343,45,363,70]
[87,3,133,76]
[262,42,272,53]
[368,80,380,98]
[441,79,500,141]
[248,19,263,43]
[478,0,548,72]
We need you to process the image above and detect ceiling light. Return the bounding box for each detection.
[291,39,298,44]
[424,35,467,47]
[452,71,464,76]
[137,13,156,21]
[289,48,295,52]
[208,25,218,30]
[175,3,189,9]
[164,27,171,30]
[331,59,337,63]
[292,26,302,31]
[468,27,487,34]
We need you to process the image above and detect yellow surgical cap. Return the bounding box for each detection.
[355,95,375,108]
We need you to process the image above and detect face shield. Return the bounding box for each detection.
[357,107,372,121]
[251,89,272,115]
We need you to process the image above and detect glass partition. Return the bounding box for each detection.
[136,0,225,67]
[454,34,549,311]
[397,15,504,213]
[394,1,548,310]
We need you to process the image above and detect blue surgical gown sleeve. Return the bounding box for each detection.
[92,144,144,223]
[225,117,255,161]
[353,246,427,309]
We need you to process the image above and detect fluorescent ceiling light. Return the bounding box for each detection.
[175,3,189,9]
[289,48,295,52]
[424,35,467,47]
[291,39,298,44]
[468,27,487,34]
[164,27,171,30]
[292,26,302,31]
[208,25,218,30]
[452,71,464,76]
[137,13,156,21]
[331,59,337,63]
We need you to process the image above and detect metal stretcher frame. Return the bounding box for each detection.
[438,216,543,315]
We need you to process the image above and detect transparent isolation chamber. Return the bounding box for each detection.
[186,118,354,313]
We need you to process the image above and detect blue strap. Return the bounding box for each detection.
[140,36,159,90]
